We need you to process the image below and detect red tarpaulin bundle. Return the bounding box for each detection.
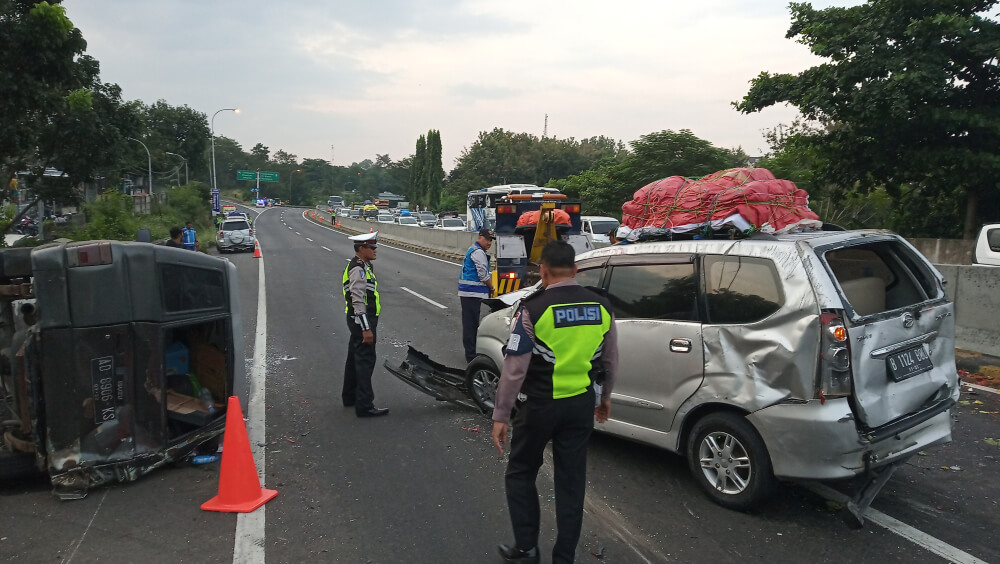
[515,209,572,228]
[620,168,821,235]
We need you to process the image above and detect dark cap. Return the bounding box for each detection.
[478,228,496,240]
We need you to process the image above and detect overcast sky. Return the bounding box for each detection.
[64,0,862,172]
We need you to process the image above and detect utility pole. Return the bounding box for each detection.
[543,114,548,138]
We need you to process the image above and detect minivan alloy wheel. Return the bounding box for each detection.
[466,356,500,414]
[698,431,752,494]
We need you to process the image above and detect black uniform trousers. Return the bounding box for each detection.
[505,387,595,564]
[343,314,378,414]
[460,296,484,362]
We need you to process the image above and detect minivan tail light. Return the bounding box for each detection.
[497,205,517,214]
[68,242,113,267]
[818,312,852,401]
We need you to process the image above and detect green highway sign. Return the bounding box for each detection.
[236,170,280,182]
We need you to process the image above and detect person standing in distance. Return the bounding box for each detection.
[458,228,496,362]
[342,232,389,418]
[181,221,200,251]
[491,240,618,564]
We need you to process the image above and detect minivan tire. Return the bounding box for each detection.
[466,356,500,415]
[686,412,776,511]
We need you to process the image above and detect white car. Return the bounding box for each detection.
[397,216,420,227]
[376,214,395,224]
[435,218,466,231]
[973,223,1000,266]
[581,216,621,243]
[217,218,255,252]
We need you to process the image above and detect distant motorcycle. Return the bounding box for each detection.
[13,217,38,236]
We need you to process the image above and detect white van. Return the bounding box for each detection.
[973,223,1000,266]
[581,216,620,243]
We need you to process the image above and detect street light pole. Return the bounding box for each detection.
[127,137,153,196]
[210,107,239,193]
[289,169,301,204]
[165,152,188,185]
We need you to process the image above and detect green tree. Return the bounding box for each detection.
[424,130,444,208]
[735,0,1000,238]
[410,135,426,205]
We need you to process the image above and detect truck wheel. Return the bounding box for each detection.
[466,356,500,415]
[686,412,776,511]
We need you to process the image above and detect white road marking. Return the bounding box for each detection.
[295,232,301,236]
[65,489,108,564]
[961,381,1000,395]
[288,226,292,230]
[305,237,313,242]
[322,246,332,252]
[233,254,269,564]
[400,286,448,309]
[804,483,988,564]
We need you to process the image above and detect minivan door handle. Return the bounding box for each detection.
[670,338,692,353]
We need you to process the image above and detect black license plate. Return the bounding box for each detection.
[886,346,933,382]
[90,355,119,424]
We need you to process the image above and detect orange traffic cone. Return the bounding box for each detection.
[318,216,323,222]
[201,396,278,513]
[369,226,374,233]
[253,241,262,258]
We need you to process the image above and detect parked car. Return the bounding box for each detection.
[417,212,437,227]
[467,230,958,510]
[581,215,621,243]
[435,218,467,231]
[217,218,255,252]
[397,216,419,227]
[973,223,1000,266]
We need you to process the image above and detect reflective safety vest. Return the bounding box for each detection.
[343,256,380,316]
[521,285,612,399]
[458,243,489,297]
[181,227,197,248]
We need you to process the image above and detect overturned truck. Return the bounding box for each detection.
[0,241,246,499]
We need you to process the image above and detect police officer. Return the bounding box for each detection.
[342,232,389,418]
[458,228,495,362]
[181,221,200,251]
[491,240,618,564]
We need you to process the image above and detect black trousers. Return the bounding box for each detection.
[343,315,378,414]
[505,388,595,564]
[460,296,483,362]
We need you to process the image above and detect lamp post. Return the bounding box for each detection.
[289,169,301,204]
[165,152,188,185]
[127,137,153,196]
[210,107,239,193]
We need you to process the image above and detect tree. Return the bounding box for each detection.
[1,1,136,225]
[410,135,426,204]
[424,130,444,208]
[735,0,1000,238]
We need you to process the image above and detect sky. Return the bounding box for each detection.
[63,0,863,173]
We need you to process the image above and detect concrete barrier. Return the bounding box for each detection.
[906,237,974,265]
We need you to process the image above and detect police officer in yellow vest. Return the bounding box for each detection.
[342,232,389,418]
[491,240,618,564]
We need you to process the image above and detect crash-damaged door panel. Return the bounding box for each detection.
[820,239,957,429]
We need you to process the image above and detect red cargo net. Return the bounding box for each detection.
[621,168,820,235]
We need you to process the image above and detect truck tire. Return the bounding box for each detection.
[686,412,776,511]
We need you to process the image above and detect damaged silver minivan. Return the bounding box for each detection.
[468,230,958,518]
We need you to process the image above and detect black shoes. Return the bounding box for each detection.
[356,407,389,418]
[497,544,539,564]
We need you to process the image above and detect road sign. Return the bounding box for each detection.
[237,170,257,181]
[259,171,279,182]
[211,188,220,212]
[251,188,258,192]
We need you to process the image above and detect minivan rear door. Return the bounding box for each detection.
[818,237,955,429]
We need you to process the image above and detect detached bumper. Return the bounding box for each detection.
[383,346,474,407]
[747,397,954,480]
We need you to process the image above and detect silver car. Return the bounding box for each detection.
[217,218,255,252]
[467,230,958,514]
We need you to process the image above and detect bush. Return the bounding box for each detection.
[82,191,140,241]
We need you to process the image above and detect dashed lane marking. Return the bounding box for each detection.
[322,246,332,252]
[400,286,448,309]
[305,237,313,242]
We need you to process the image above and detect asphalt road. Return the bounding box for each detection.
[1,205,997,564]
